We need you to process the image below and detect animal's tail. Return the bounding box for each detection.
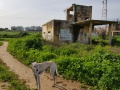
[55,68,62,77]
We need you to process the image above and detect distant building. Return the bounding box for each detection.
[11,26,24,31]
[36,26,42,31]
[30,26,36,30]
[25,26,42,31]
[25,27,31,31]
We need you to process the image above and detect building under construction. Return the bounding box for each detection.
[42,4,118,44]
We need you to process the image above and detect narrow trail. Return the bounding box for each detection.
[0,42,81,90]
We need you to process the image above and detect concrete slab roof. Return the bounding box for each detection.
[74,20,117,26]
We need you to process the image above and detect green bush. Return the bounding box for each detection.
[92,37,108,46]
[24,34,42,50]
[112,36,120,46]
[60,47,77,56]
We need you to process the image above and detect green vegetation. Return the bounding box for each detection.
[92,36,108,46]
[0,41,3,46]
[7,33,120,90]
[0,31,19,35]
[0,31,29,38]
[0,59,30,90]
[92,35,120,46]
[112,36,120,46]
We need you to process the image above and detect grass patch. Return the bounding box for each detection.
[0,42,3,46]
[0,59,30,90]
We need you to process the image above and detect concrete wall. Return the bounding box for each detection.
[42,20,54,41]
[66,4,92,22]
[42,20,73,42]
[77,26,89,43]
[75,5,92,21]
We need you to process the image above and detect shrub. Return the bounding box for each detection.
[24,34,43,50]
[112,36,120,46]
[60,47,77,56]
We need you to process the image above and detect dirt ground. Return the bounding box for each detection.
[0,82,10,90]
[0,42,83,90]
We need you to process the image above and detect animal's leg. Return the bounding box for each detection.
[53,75,56,87]
[50,67,56,86]
[34,75,39,90]
[36,74,40,90]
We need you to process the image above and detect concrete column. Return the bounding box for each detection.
[52,20,54,42]
[108,24,113,45]
[89,21,93,44]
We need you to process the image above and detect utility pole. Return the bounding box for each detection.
[102,0,107,20]
[102,0,108,38]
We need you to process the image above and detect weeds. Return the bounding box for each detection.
[0,59,30,90]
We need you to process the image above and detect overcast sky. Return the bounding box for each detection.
[0,0,120,29]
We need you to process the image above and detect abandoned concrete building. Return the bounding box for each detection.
[42,4,117,44]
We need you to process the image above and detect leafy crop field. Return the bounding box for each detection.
[0,59,30,90]
[2,33,120,90]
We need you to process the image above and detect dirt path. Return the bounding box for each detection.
[0,42,81,90]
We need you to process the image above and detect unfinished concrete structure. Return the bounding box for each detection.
[75,20,117,44]
[42,20,72,42]
[65,4,92,22]
[42,4,117,45]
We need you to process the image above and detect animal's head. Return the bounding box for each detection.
[32,62,38,68]
[32,62,39,73]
